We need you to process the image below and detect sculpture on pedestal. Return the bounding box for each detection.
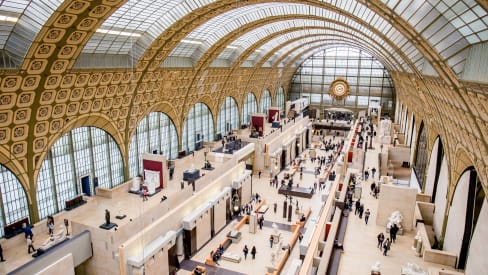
[386,210,403,230]
[401,263,427,275]
[105,209,110,225]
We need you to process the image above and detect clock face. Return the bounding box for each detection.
[334,83,346,96]
[329,79,349,100]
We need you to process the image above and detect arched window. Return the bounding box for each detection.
[289,47,395,116]
[217,97,239,136]
[37,127,124,220]
[0,165,29,237]
[260,90,271,113]
[413,122,428,189]
[128,112,178,178]
[242,93,257,125]
[182,103,214,152]
[276,87,285,111]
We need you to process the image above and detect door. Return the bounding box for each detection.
[81,175,91,196]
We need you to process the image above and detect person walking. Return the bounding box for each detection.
[364,209,371,225]
[377,232,385,249]
[0,244,5,262]
[258,170,262,178]
[251,246,257,259]
[390,224,399,243]
[47,216,54,235]
[142,188,148,201]
[243,245,249,260]
[269,235,274,248]
[354,200,361,215]
[358,204,364,219]
[372,167,377,178]
[383,238,390,256]
[27,235,35,254]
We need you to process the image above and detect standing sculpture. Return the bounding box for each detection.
[105,209,111,225]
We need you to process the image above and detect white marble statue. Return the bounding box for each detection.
[386,210,403,229]
[379,119,391,137]
[272,222,279,235]
[402,263,427,275]
[371,261,381,272]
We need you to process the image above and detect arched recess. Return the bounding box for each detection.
[33,114,125,183]
[260,90,272,113]
[408,115,416,165]
[413,122,428,189]
[128,112,178,178]
[0,165,29,238]
[276,87,285,111]
[444,167,484,270]
[432,151,450,240]
[406,113,415,146]
[217,96,240,138]
[36,127,124,220]
[182,103,214,153]
[402,108,409,135]
[424,137,444,202]
[242,92,258,126]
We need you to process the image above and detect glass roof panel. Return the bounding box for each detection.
[217,19,396,64]
[0,0,63,65]
[250,28,401,69]
[382,0,488,75]
[170,2,416,70]
[82,0,214,56]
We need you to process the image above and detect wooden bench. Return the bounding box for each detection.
[3,217,29,239]
[64,195,86,211]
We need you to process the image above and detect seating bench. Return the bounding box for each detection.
[3,217,29,239]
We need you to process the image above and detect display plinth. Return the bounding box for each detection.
[99,223,117,230]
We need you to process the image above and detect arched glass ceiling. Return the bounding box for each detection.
[168,2,419,72]
[264,37,398,71]
[82,0,214,57]
[217,20,405,69]
[0,1,486,74]
[277,40,397,70]
[0,0,63,65]
[247,28,404,70]
[381,0,488,74]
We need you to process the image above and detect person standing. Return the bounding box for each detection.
[269,235,274,248]
[358,204,364,219]
[364,209,371,225]
[142,188,148,201]
[390,224,399,243]
[243,245,249,260]
[258,170,262,178]
[372,167,377,178]
[251,246,257,259]
[354,200,361,215]
[0,244,5,262]
[377,232,385,249]
[27,235,35,254]
[383,238,390,256]
[47,216,54,235]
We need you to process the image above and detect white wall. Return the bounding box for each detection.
[443,171,470,256]
[196,209,211,249]
[241,173,252,203]
[409,169,421,192]
[424,138,440,196]
[433,155,449,238]
[465,199,488,275]
[214,198,227,234]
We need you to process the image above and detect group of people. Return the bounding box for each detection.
[376,224,400,256]
[353,199,371,224]
[242,245,257,260]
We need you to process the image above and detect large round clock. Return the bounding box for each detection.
[329,78,350,100]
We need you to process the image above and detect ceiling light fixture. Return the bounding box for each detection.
[0,15,18,23]
[96,28,141,37]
